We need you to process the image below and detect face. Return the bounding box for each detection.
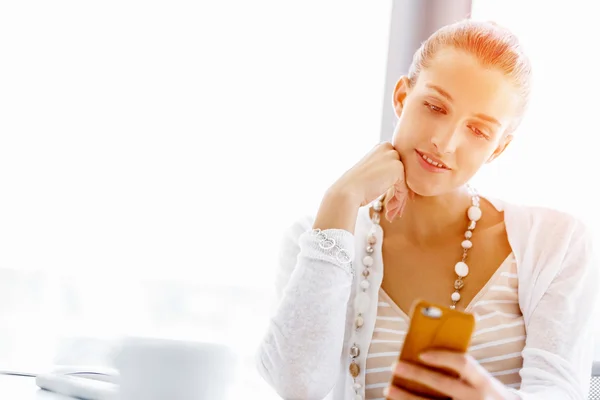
[392,47,521,197]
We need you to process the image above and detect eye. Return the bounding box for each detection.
[424,101,446,114]
[468,125,489,140]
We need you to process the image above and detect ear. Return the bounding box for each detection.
[392,76,410,119]
[487,134,513,163]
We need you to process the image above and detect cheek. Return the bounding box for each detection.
[392,106,430,148]
[456,146,494,172]
[391,126,414,163]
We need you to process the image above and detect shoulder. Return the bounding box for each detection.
[505,201,591,242]
[489,196,591,243]
[492,196,594,269]
[502,200,597,301]
[500,199,595,281]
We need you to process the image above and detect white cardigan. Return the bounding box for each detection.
[256,197,598,400]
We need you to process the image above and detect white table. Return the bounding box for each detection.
[0,375,72,399]
[0,373,281,399]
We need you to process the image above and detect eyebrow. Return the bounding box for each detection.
[474,113,501,127]
[426,83,454,102]
[426,83,501,127]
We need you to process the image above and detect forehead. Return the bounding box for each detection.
[413,47,520,125]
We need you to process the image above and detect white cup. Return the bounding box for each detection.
[114,336,237,400]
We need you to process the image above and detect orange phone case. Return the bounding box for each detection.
[391,299,476,399]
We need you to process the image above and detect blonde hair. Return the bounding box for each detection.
[408,20,532,133]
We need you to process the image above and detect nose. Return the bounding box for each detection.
[430,125,462,154]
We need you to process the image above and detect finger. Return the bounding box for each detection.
[383,384,429,400]
[388,147,401,159]
[394,194,408,218]
[383,186,397,221]
[384,181,409,221]
[392,361,477,399]
[378,141,396,153]
[419,351,487,388]
[385,201,402,222]
[385,201,404,222]
[385,194,407,221]
[385,206,401,223]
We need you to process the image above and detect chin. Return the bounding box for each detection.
[406,174,473,198]
[406,178,448,197]
[403,159,450,197]
[405,165,461,196]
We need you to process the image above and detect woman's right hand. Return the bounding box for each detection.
[313,142,410,233]
[332,142,409,212]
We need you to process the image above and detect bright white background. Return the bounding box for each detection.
[0,1,598,398]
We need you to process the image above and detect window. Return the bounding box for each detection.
[0,1,392,397]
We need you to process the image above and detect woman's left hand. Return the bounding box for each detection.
[383,350,519,400]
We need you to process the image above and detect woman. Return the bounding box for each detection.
[256,19,597,400]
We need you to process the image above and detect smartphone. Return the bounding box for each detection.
[391,299,476,399]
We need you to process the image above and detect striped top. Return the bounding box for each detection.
[365,253,525,400]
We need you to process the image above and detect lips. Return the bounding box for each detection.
[415,149,451,170]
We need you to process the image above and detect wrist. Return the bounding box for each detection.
[314,187,361,234]
[325,183,362,208]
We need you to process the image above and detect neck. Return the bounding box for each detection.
[382,186,474,245]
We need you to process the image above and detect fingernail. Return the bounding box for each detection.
[391,361,398,371]
[383,386,389,396]
[419,352,432,362]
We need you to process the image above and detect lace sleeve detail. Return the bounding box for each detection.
[311,228,354,276]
